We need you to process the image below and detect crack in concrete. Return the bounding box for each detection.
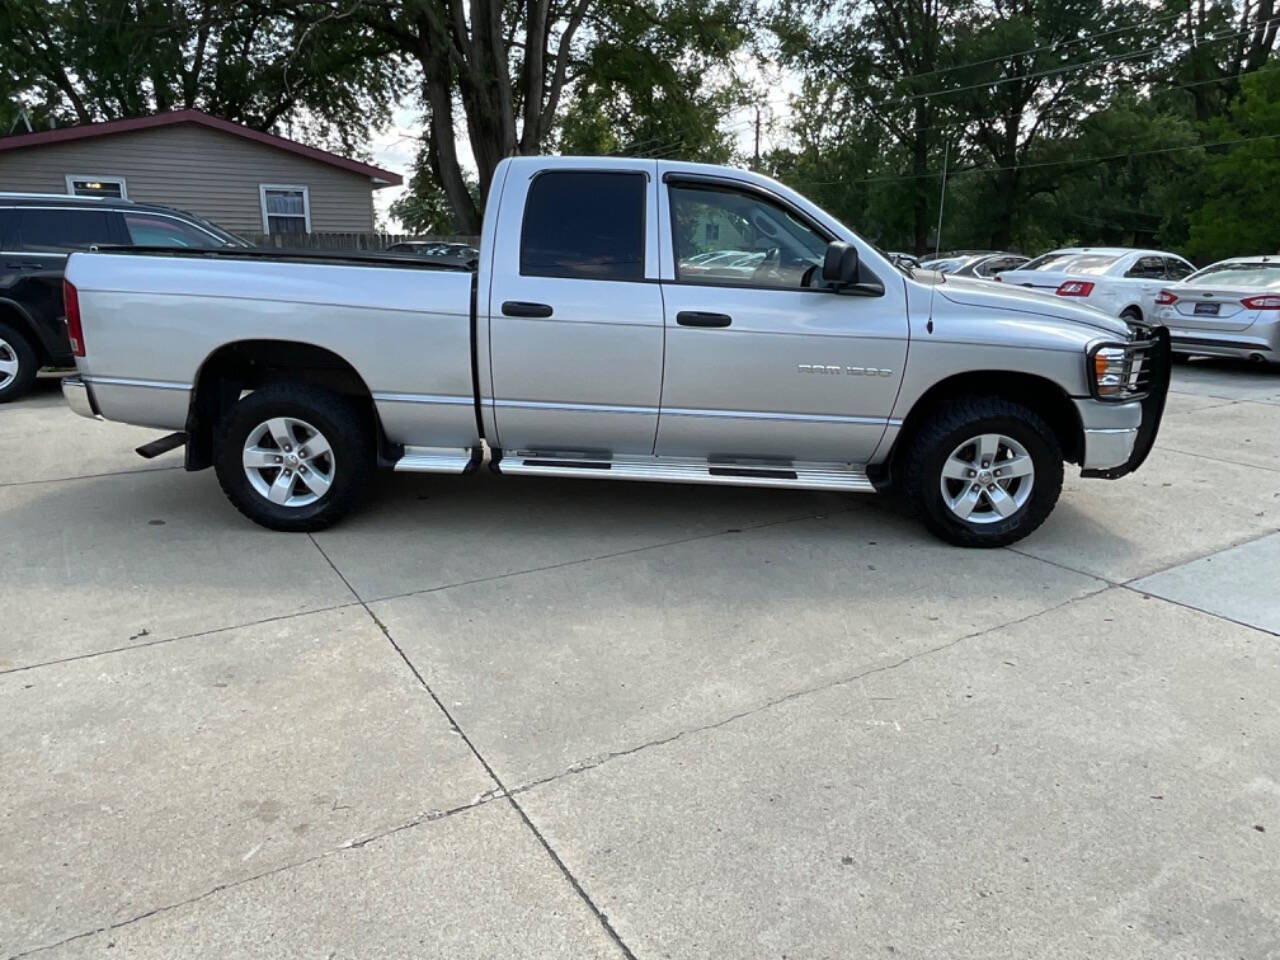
[1155,445,1280,474]
[1006,522,1280,590]
[509,583,1115,797]
[0,464,183,489]
[4,508,849,677]
[0,600,365,676]
[4,794,504,959]
[360,505,857,606]
[307,534,642,960]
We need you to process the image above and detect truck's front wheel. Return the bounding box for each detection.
[904,396,1063,548]
[213,384,372,532]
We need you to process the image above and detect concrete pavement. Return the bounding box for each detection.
[3,362,1278,958]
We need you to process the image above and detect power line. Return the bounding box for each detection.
[785,130,1280,189]
[895,19,1276,104]
[897,8,1189,84]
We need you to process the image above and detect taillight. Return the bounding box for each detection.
[1056,280,1094,297]
[63,279,85,357]
[993,275,1003,282]
[1154,290,1178,306]
[1241,294,1280,310]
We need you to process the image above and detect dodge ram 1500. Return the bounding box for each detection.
[61,156,1170,546]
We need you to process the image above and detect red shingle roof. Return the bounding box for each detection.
[0,109,401,186]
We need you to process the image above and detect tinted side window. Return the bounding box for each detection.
[124,212,221,248]
[18,209,119,250]
[0,210,16,249]
[1165,257,1194,280]
[520,172,645,281]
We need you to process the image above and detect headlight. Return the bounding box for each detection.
[1093,346,1129,397]
[1087,340,1152,401]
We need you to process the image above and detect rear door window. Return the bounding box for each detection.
[520,171,646,281]
[124,212,222,248]
[1125,256,1166,279]
[17,208,123,251]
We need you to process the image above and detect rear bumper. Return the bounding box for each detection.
[62,375,100,420]
[1169,332,1275,360]
[1080,326,1172,479]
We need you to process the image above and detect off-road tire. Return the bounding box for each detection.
[213,383,373,532]
[0,320,39,403]
[904,395,1064,548]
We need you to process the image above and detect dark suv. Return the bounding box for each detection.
[0,194,242,401]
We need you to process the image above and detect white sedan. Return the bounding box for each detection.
[1153,256,1280,363]
[996,247,1195,323]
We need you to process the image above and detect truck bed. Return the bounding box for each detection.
[64,247,481,454]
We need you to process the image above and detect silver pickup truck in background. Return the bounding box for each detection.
[61,157,1170,547]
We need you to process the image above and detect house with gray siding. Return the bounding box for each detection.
[0,109,400,236]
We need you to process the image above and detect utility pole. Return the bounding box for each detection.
[753,107,761,168]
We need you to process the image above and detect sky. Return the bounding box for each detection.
[369,55,801,233]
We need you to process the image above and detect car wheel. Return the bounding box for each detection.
[0,321,39,403]
[213,383,373,532]
[905,396,1063,548]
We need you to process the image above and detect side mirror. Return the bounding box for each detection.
[822,241,859,287]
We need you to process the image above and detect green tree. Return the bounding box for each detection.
[555,0,751,162]
[1184,69,1280,260]
[0,0,404,154]
[389,146,481,234]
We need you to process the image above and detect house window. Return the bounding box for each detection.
[65,175,126,199]
[705,223,719,241]
[259,184,311,235]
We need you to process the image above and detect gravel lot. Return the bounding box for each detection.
[3,361,1279,959]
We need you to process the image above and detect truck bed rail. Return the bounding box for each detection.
[84,245,477,272]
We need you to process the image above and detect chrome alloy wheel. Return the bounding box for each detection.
[242,417,336,507]
[0,337,18,390]
[939,433,1035,524]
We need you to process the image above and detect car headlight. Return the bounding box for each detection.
[1093,346,1129,397]
[1087,340,1152,401]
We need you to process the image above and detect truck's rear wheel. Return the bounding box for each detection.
[904,396,1063,547]
[213,383,372,531]
[0,321,39,403]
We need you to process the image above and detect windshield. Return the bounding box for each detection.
[1020,252,1119,275]
[1185,262,1280,289]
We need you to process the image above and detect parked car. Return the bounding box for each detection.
[950,253,1029,279]
[386,240,479,260]
[1153,255,1280,362]
[0,193,241,402]
[679,249,768,279]
[62,156,1170,547]
[919,256,970,274]
[886,251,920,270]
[996,247,1195,323]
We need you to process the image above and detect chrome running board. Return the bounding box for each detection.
[496,452,874,492]
[393,445,479,474]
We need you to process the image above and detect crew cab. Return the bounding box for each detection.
[61,157,1171,547]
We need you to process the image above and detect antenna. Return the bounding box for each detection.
[927,139,950,325]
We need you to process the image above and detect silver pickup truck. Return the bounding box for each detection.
[61,157,1170,547]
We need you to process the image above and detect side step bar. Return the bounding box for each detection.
[495,453,874,492]
[392,445,482,474]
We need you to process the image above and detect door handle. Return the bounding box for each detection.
[676,311,732,328]
[501,300,554,318]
